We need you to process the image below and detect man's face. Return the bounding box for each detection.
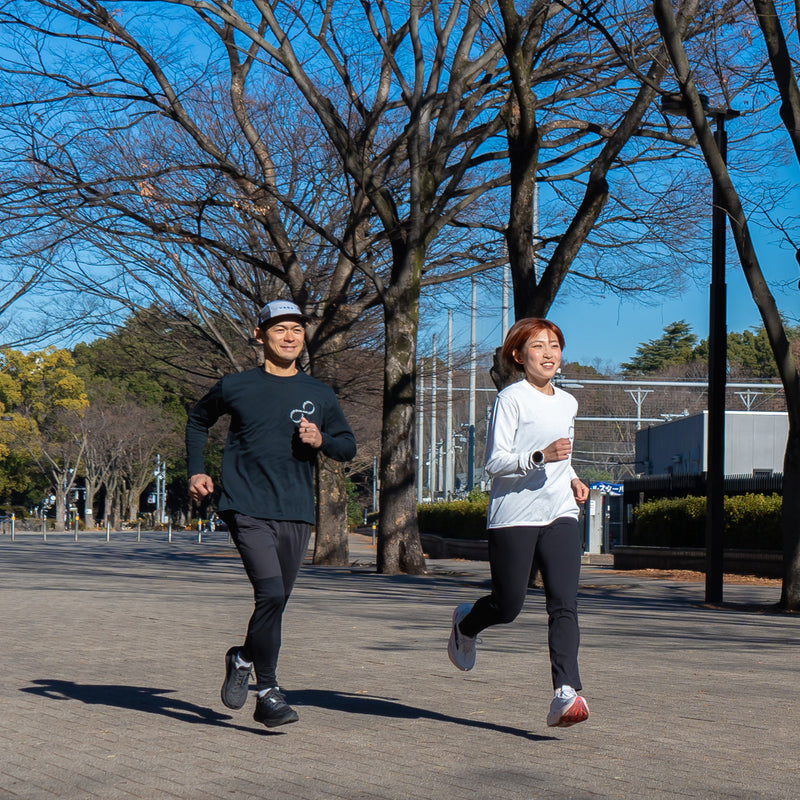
[255,319,306,366]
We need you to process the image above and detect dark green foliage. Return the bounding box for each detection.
[417,495,489,540]
[633,493,782,549]
[346,477,363,526]
[696,324,800,378]
[73,305,247,419]
[621,320,698,375]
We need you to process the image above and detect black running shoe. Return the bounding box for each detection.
[220,647,251,710]
[253,687,299,728]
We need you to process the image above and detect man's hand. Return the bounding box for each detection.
[189,473,214,502]
[298,415,322,449]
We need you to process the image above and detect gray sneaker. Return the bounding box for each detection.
[253,687,299,728]
[448,603,477,671]
[547,686,589,728]
[220,647,251,710]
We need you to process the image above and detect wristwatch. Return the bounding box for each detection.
[532,450,545,467]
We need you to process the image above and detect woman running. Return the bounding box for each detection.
[447,317,590,728]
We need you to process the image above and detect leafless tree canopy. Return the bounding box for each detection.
[0,0,786,571]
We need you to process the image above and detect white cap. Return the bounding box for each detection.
[257,300,308,327]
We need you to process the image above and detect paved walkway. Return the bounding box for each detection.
[1,529,797,800]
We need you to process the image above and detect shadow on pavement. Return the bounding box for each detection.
[20,679,270,734]
[289,688,558,742]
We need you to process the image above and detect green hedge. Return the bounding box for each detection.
[633,493,782,549]
[417,495,489,540]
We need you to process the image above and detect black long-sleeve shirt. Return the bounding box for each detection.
[185,367,356,523]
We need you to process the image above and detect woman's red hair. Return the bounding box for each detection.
[501,318,565,372]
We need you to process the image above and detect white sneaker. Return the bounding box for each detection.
[447,603,477,671]
[547,685,589,728]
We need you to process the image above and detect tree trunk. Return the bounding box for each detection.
[125,484,140,523]
[103,476,118,527]
[314,457,350,566]
[84,481,96,526]
[54,488,66,532]
[111,487,122,530]
[377,277,427,576]
[780,424,800,609]
[490,347,520,391]
[309,327,356,566]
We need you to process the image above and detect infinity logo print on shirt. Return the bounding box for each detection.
[289,400,316,424]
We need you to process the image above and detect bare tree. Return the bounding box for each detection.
[0,0,770,572]
[0,1,507,574]
[654,0,800,609]
[487,0,753,387]
[0,8,383,562]
[0,264,44,346]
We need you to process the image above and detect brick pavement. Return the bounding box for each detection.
[1,529,798,800]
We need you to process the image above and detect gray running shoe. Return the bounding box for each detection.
[448,603,477,671]
[253,687,299,728]
[220,647,251,710]
[547,686,589,728]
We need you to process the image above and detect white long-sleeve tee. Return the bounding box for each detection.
[485,378,579,528]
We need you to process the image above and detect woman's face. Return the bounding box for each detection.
[514,328,562,387]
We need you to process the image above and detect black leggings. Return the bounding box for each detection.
[223,513,311,690]
[459,517,582,690]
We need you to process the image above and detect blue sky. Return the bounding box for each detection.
[419,228,799,372]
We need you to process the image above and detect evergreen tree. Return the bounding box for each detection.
[621,321,698,375]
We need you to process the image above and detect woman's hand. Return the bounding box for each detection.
[571,478,590,504]
[541,437,572,463]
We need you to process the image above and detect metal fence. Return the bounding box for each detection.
[0,522,234,546]
[624,472,783,499]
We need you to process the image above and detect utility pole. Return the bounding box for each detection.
[416,372,424,503]
[467,278,477,492]
[429,335,437,501]
[445,310,454,498]
[502,264,510,341]
[533,178,540,282]
[154,454,167,524]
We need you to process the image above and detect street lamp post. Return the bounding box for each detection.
[154,454,167,525]
[661,92,739,604]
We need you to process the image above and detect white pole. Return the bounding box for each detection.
[372,454,378,512]
[155,454,162,525]
[416,371,424,503]
[445,310,454,497]
[468,278,477,491]
[533,178,540,283]
[502,263,510,342]
[429,335,437,501]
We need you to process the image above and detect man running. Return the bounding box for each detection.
[186,299,356,729]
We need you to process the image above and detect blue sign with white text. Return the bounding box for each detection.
[589,482,623,496]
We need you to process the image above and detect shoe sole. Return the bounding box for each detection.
[547,695,589,728]
[254,709,299,728]
[447,605,475,671]
[220,649,249,710]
